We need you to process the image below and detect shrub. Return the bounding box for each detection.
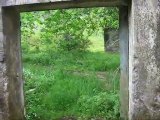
[55,33,91,52]
[77,92,120,120]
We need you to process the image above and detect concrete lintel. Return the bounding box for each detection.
[1,0,128,12]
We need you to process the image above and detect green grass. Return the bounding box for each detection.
[23,35,120,120]
[88,32,104,52]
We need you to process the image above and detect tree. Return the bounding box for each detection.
[21,7,119,52]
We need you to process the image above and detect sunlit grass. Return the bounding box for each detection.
[88,32,104,52]
[23,34,120,120]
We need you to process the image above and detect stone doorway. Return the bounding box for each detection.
[0,1,129,120]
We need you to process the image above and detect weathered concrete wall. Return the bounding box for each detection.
[0,6,8,120]
[0,0,130,120]
[2,0,127,6]
[0,6,24,120]
[1,0,128,12]
[2,0,160,119]
[129,0,160,119]
[104,28,119,52]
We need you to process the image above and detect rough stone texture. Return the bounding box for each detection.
[1,0,128,6]
[0,6,24,120]
[0,7,8,120]
[0,0,130,120]
[0,0,129,12]
[129,0,160,119]
[2,0,160,119]
[104,28,119,52]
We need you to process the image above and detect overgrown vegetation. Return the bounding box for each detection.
[21,7,120,120]
[21,8,118,52]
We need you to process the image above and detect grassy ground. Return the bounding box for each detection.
[88,32,104,52]
[23,34,120,120]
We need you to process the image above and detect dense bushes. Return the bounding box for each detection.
[21,8,118,53]
[22,7,120,120]
[77,92,119,120]
[54,34,91,51]
[23,50,120,120]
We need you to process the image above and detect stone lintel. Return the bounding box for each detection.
[1,0,128,12]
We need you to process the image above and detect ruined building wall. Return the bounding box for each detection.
[0,4,24,119]
[129,0,160,119]
[2,0,125,6]
[0,5,8,120]
[0,0,129,119]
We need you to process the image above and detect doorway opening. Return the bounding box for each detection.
[21,7,120,120]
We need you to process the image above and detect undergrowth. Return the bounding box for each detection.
[23,50,120,120]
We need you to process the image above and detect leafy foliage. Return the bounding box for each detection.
[24,51,120,120]
[77,92,119,120]
[21,7,120,120]
[21,7,118,52]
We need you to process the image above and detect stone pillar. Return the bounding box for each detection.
[129,0,160,119]
[0,7,8,120]
[119,6,129,120]
[0,7,25,120]
[104,28,119,52]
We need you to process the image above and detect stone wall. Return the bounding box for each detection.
[0,7,8,120]
[2,0,160,119]
[0,6,25,120]
[104,28,119,52]
[1,0,126,6]
[0,0,129,120]
[129,0,160,119]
